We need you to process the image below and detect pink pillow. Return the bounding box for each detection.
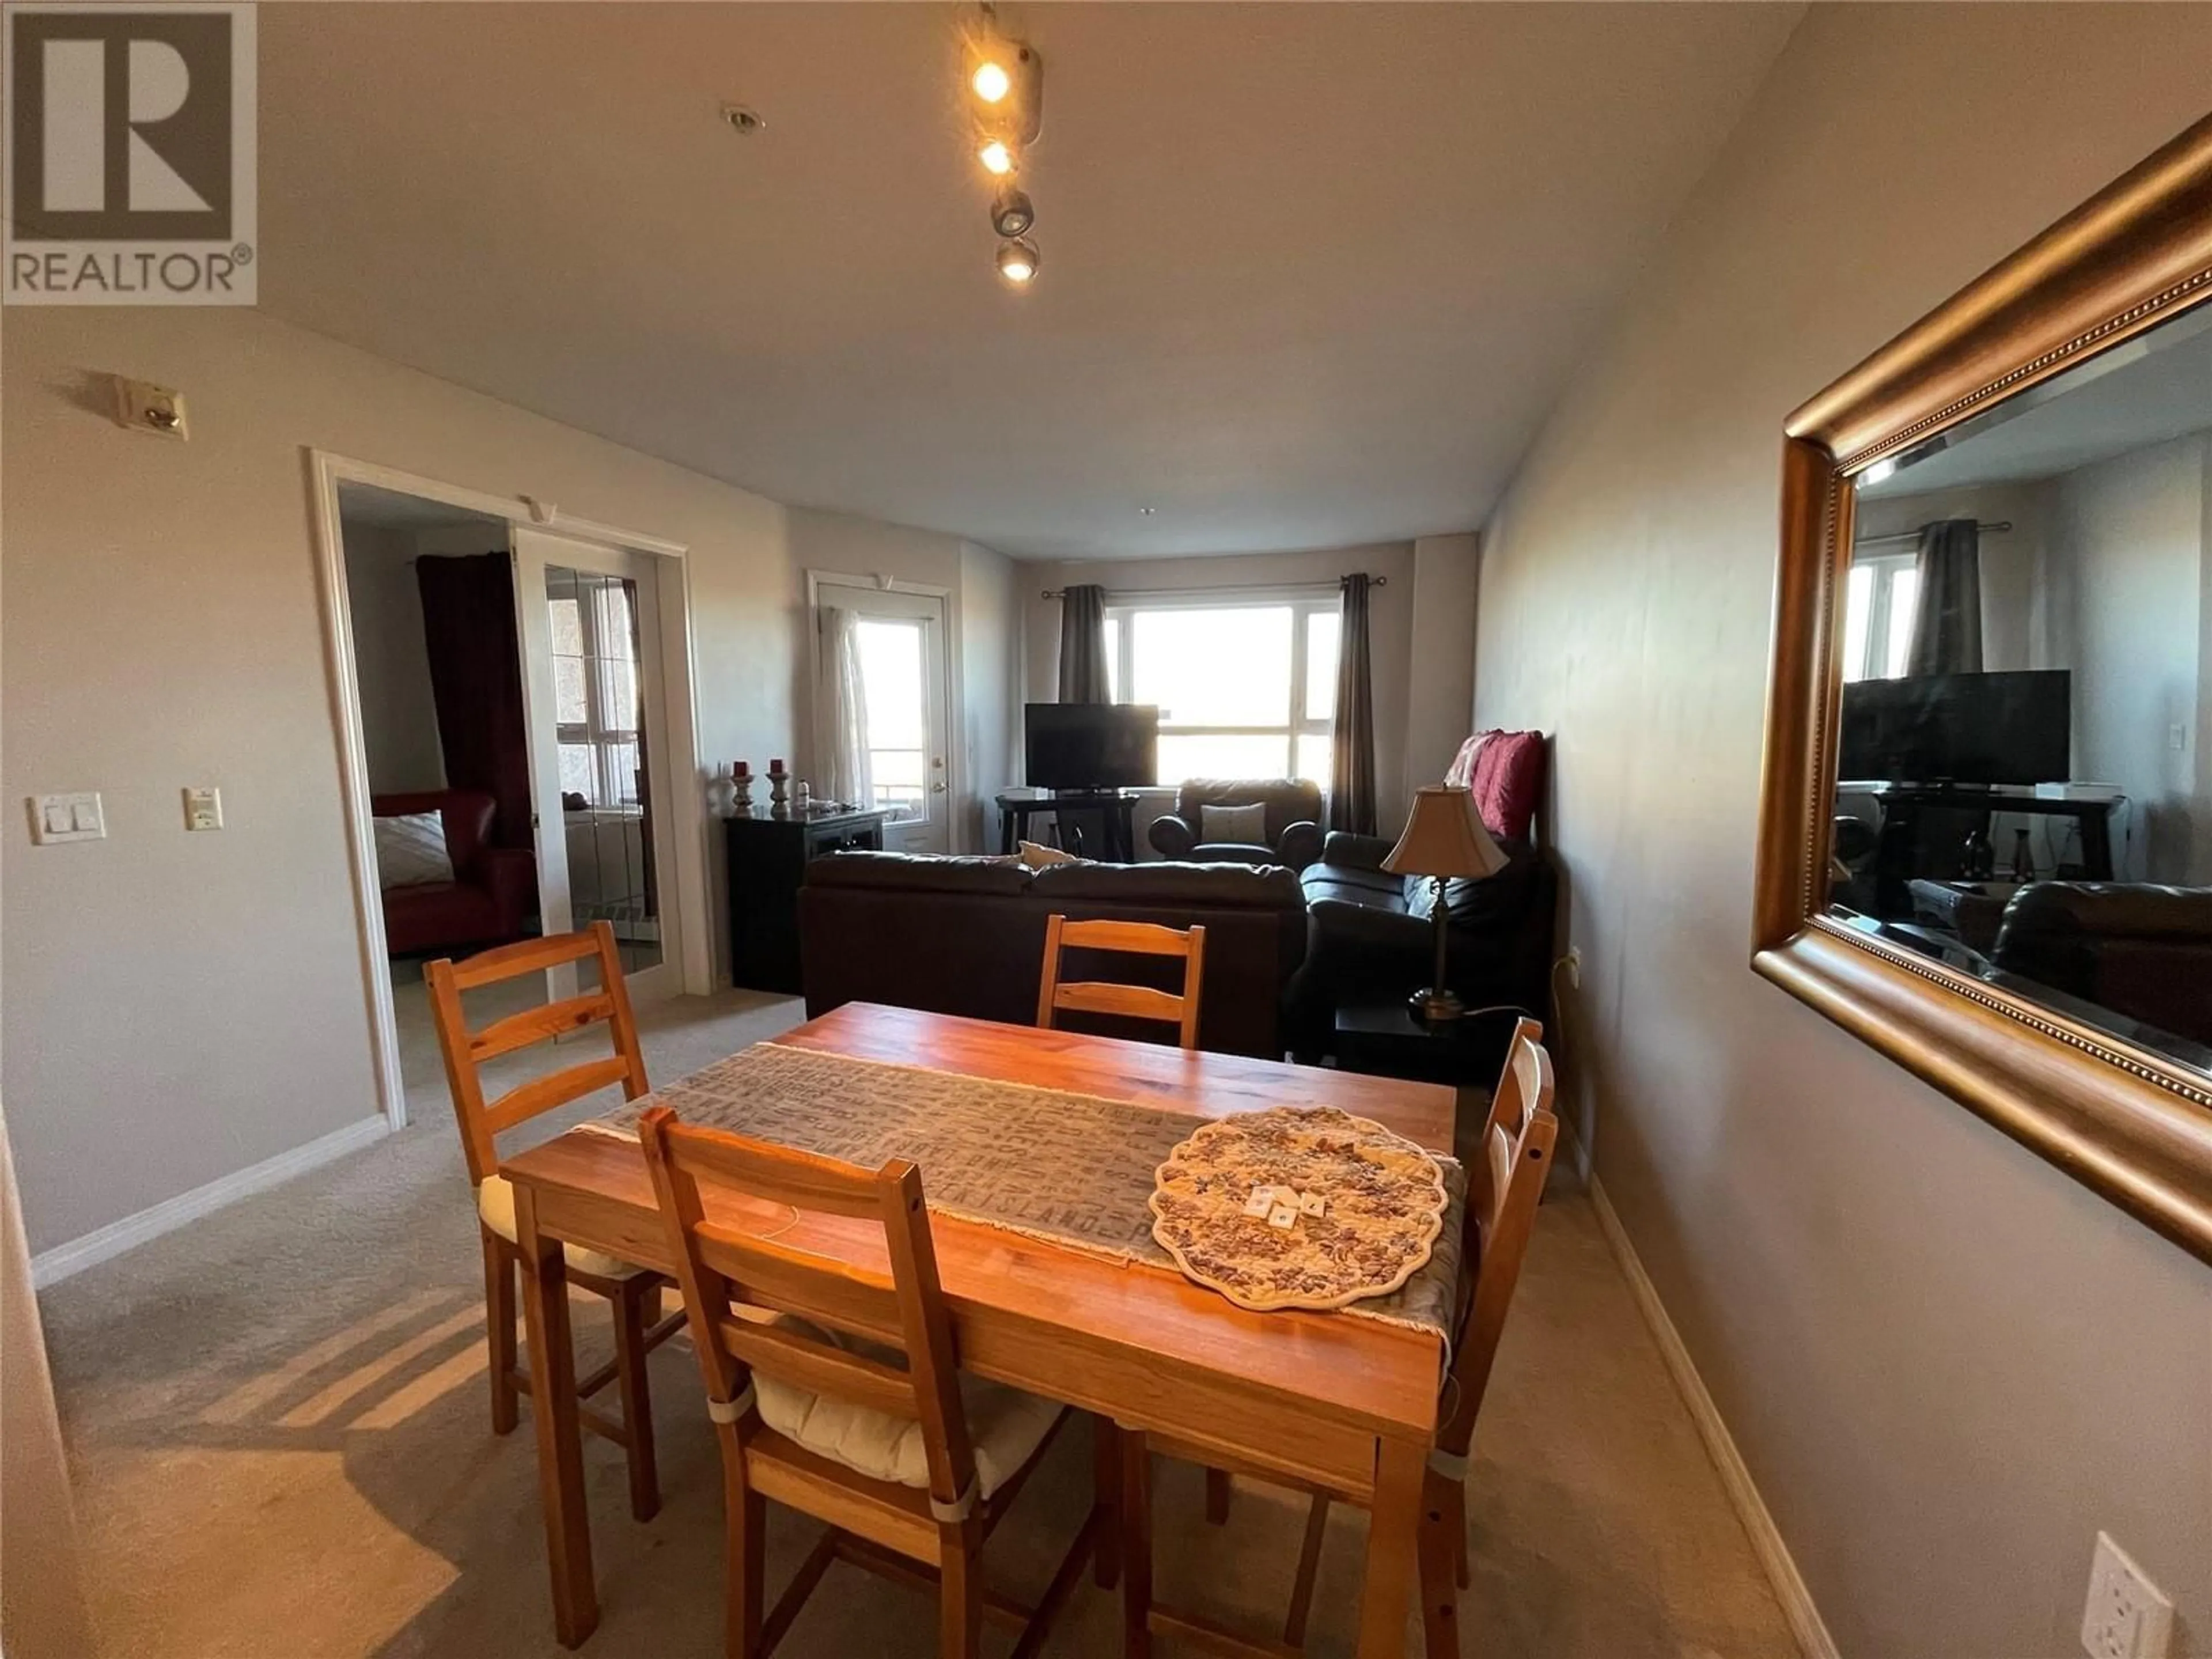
[1467,729,1544,841]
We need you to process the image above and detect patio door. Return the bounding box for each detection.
[811,580,950,853]
[513,527,684,1003]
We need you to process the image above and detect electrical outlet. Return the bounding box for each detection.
[2081,1532,2173,1659]
[1562,947,1583,990]
[183,786,223,831]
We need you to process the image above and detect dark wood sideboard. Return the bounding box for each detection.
[725,808,888,993]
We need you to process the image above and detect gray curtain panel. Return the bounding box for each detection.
[1057,583,1111,703]
[1328,573,1378,834]
[1906,518,1983,676]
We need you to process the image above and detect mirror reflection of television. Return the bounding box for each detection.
[1839,669,2071,785]
[1024,704,1158,790]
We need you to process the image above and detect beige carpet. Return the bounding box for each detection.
[39,987,1795,1658]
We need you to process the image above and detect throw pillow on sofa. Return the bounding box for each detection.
[1018,839,1082,869]
[1199,802,1268,845]
[374,812,456,889]
[1467,730,1546,842]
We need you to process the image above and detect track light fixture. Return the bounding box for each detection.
[964,6,1048,286]
[995,238,1040,285]
[990,187,1035,238]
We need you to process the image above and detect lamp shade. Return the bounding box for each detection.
[1382,786,1508,879]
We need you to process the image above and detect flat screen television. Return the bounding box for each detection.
[1024,703,1158,790]
[1838,669,2071,786]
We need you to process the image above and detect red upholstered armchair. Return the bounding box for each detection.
[372,790,537,956]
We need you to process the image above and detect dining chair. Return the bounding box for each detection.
[1122,1017,1558,1658]
[636,1105,1105,1659]
[425,920,685,1522]
[1035,914,1208,1050]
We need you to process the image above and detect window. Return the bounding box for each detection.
[854,617,928,820]
[1842,553,1921,682]
[1103,594,1339,784]
[547,569,643,808]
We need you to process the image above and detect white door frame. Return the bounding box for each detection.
[804,570,965,852]
[307,450,710,1132]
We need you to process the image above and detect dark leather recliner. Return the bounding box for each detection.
[1147,779,1325,870]
[798,851,1308,1057]
[1286,830,1557,1060]
[1990,881,2212,1045]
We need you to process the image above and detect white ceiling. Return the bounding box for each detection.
[1861,305,2212,498]
[262,4,1800,560]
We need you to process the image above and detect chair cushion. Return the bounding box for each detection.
[1200,802,1268,845]
[476,1173,646,1279]
[756,1316,1065,1499]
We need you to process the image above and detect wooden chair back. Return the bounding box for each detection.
[1436,1017,1556,1456]
[636,1107,981,1520]
[426,921,652,1187]
[1035,914,1208,1051]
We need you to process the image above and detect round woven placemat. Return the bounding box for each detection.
[1148,1105,1448,1313]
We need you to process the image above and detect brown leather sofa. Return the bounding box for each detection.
[1287,830,1557,1060]
[373,790,537,956]
[1147,778,1325,870]
[1989,881,2212,1046]
[797,851,1308,1057]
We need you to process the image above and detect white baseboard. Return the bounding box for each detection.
[1589,1173,1841,1659]
[30,1115,391,1290]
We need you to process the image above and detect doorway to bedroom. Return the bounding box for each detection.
[320,464,704,1132]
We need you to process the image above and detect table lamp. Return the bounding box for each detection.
[1382,785,1509,1023]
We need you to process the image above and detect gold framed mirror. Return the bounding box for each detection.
[1753,113,2212,1263]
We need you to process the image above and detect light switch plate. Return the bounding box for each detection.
[183,786,223,831]
[28,792,104,844]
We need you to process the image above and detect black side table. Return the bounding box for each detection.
[725,808,887,993]
[1331,1001,1533,1090]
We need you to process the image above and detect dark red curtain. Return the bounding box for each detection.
[416,552,533,850]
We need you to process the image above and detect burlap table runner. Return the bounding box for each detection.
[580,1039,1464,1339]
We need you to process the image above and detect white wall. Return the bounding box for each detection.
[2051,433,2208,882]
[959,541,1019,853]
[1020,542,1433,838]
[1406,533,1480,789]
[338,520,447,796]
[0,306,996,1256]
[1471,7,2212,1655]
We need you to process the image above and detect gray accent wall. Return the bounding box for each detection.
[1472,7,2212,1653]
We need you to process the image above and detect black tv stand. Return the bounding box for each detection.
[995,788,1142,861]
[1846,780,2119,917]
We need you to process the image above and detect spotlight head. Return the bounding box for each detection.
[978,138,1016,177]
[971,59,1012,103]
[995,237,1040,286]
[990,187,1035,238]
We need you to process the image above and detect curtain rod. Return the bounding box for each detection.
[1856,519,2011,548]
[1040,574,1387,599]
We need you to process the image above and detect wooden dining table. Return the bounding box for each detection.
[500,1001,1456,1654]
